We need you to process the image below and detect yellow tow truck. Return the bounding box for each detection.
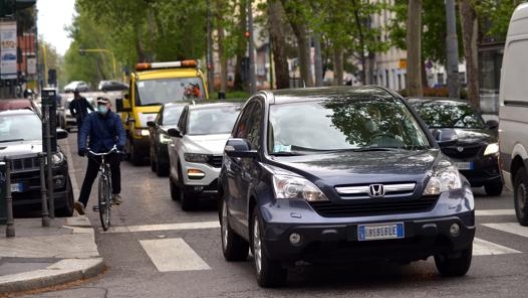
[115,60,208,165]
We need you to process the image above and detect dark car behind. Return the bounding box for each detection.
[219,86,476,287]
[407,97,502,196]
[0,109,74,216]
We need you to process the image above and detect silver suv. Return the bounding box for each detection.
[167,102,241,210]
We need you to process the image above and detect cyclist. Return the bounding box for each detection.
[69,89,94,131]
[74,97,126,215]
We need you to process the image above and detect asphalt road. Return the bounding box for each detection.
[23,133,528,298]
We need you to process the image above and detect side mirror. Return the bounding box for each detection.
[431,128,458,148]
[486,119,499,130]
[146,121,155,128]
[115,98,131,112]
[124,93,130,100]
[224,138,258,158]
[56,129,68,140]
[167,128,182,138]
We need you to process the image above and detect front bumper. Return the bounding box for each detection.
[261,214,475,263]
[156,143,170,166]
[11,169,70,209]
[452,155,502,187]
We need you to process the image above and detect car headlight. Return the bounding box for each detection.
[184,153,210,163]
[52,152,65,165]
[483,143,499,156]
[272,174,328,202]
[423,165,462,196]
[135,129,150,136]
[159,133,171,144]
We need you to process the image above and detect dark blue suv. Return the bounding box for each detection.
[218,86,475,287]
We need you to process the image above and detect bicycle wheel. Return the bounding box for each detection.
[98,173,111,231]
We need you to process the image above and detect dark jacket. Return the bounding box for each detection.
[78,110,126,153]
[69,97,94,123]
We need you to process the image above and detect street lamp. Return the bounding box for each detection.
[78,48,117,79]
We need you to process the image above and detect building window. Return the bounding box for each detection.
[398,74,402,91]
[385,69,389,88]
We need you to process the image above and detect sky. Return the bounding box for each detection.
[37,0,76,56]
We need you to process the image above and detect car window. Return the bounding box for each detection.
[238,101,262,150]
[136,77,205,106]
[268,97,431,153]
[162,105,185,125]
[233,102,255,139]
[411,101,486,129]
[0,114,42,142]
[187,106,239,135]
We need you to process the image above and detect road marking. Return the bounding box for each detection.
[140,238,211,272]
[476,209,515,217]
[473,237,521,256]
[107,221,220,233]
[482,222,528,239]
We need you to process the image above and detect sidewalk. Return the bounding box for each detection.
[0,215,104,295]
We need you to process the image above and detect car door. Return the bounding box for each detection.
[149,106,163,159]
[228,99,263,233]
[169,106,189,181]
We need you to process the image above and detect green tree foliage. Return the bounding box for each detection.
[475,0,520,39]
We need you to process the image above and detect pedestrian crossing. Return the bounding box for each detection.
[110,209,528,273]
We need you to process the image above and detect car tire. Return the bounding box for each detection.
[56,181,74,217]
[434,244,472,277]
[170,178,181,201]
[129,143,142,166]
[514,168,528,226]
[484,181,503,196]
[180,187,198,211]
[156,160,168,177]
[221,198,249,261]
[251,206,287,288]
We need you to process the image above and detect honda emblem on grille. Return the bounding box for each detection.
[457,146,464,152]
[369,184,385,198]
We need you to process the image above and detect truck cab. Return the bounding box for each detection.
[115,60,208,165]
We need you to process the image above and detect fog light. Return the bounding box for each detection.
[54,175,65,189]
[187,169,205,179]
[289,233,301,245]
[450,223,460,237]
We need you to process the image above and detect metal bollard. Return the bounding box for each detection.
[39,154,50,227]
[5,158,14,238]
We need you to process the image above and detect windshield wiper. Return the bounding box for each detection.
[270,151,304,156]
[140,102,163,106]
[0,139,24,143]
[333,147,405,152]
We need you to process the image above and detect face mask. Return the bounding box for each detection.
[97,105,108,114]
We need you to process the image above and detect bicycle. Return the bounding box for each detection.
[86,145,120,231]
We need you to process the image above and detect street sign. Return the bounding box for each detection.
[0,21,17,80]
[27,57,36,75]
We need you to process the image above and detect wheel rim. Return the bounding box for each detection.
[221,201,228,250]
[517,182,527,216]
[253,216,262,274]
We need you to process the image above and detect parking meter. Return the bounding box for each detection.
[41,88,58,153]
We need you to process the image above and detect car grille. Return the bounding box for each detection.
[442,145,484,159]
[309,197,438,217]
[9,156,40,174]
[207,155,223,168]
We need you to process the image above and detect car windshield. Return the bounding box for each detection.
[0,114,42,142]
[187,106,239,135]
[268,97,431,153]
[162,105,185,125]
[411,101,486,129]
[136,78,205,106]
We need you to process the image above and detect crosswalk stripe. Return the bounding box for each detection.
[140,238,211,272]
[476,209,515,217]
[473,237,521,256]
[106,221,220,233]
[482,222,528,238]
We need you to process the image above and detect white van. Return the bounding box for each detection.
[499,3,528,226]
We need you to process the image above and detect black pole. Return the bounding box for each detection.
[44,104,54,217]
[39,153,50,227]
[5,158,14,238]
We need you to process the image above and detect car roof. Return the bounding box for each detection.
[259,86,400,105]
[0,99,35,110]
[187,101,242,111]
[0,108,37,116]
[406,97,471,106]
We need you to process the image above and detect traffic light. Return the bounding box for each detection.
[0,0,15,16]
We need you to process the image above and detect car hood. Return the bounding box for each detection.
[269,149,442,186]
[0,140,42,157]
[184,134,230,155]
[453,128,496,144]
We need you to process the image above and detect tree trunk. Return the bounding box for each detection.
[268,0,290,89]
[333,47,344,86]
[352,0,366,85]
[459,0,480,110]
[445,0,460,98]
[313,35,323,87]
[233,0,247,91]
[406,0,423,96]
[216,1,227,95]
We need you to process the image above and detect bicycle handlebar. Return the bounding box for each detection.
[86,145,122,157]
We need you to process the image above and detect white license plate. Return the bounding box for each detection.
[358,222,405,241]
[10,183,22,193]
[455,162,472,170]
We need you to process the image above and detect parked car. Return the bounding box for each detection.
[98,80,129,92]
[0,98,42,118]
[167,102,242,210]
[58,96,95,132]
[499,2,528,225]
[0,109,74,216]
[147,102,188,176]
[219,86,475,287]
[64,81,89,93]
[407,97,502,196]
